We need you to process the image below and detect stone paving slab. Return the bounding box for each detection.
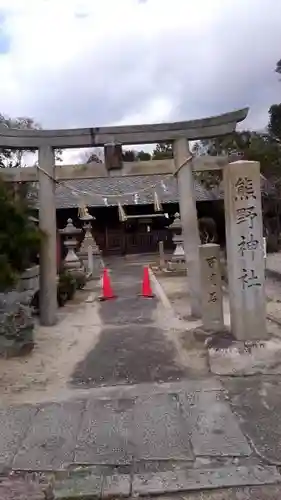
[71,377,223,401]
[53,472,103,499]
[0,405,38,467]
[51,465,281,499]
[101,473,131,498]
[0,476,46,500]
[153,485,281,499]
[53,472,131,499]
[132,465,281,496]
[0,385,258,471]
[179,391,252,457]
[0,379,277,473]
[133,393,193,461]
[223,376,281,465]
[13,401,85,470]
[74,398,134,465]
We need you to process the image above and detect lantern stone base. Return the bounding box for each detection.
[167,257,186,272]
[79,251,104,279]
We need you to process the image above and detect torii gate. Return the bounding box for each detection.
[0,108,248,326]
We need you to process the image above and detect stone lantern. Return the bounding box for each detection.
[169,212,186,270]
[78,206,103,278]
[59,218,84,275]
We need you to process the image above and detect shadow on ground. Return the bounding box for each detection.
[70,323,188,387]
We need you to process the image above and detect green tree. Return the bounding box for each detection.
[0,177,41,290]
[275,59,281,76]
[86,152,103,163]
[122,149,152,161]
[152,142,173,159]
[0,114,62,168]
[136,150,151,161]
[192,128,281,182]
[0,115,40,168]
[268,104,281,142]
[122,149,137,161]
[78,147,103,163]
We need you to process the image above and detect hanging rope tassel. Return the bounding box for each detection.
[154,191,163,212]
[118,202,127,222]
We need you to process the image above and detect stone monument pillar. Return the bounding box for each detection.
[199,244,224,332]
[223,160,268,340]
[173,138,201,317]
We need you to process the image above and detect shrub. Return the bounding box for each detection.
[75,272,87,290]
[0,178,41,291]
[57,270,77,305]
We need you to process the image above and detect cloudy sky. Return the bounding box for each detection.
[0,0,280,162]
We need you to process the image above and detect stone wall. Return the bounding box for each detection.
[19,265,39,295]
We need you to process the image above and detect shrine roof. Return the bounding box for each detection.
[53,174,219,209]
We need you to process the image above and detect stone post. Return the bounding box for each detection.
[38,145,57,326]
[173,138,201,317]
[159,240,165,269]
[199,244,224,332]
[223,161,268,340]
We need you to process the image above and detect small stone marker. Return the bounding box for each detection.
[159,240,165,269]
[223,161,268,340]
[199,243,224,331]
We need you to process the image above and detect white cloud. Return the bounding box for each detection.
[0,0,280,164]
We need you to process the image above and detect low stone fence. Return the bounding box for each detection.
[19,265,40,295]
[0,265,39,357]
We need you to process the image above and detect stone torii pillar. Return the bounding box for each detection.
[38,146,57,326]
[173,138,201,317]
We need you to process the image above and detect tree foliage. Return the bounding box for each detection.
[152,142,173,159]
[0,115,39,168]
[192,104,281,187]
[0,178,41,291]
[275,59,281,76]
[86,152,102,163]
[0,114,62,168]
[122,149,152,161]
[268,104,281,141]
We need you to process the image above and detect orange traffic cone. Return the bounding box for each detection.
[141,266,154,298]
[99,268,116,301]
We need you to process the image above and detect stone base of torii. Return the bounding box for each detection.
[0,107,268,341]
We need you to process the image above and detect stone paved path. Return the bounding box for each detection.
[71,261,189,387]
[223,376,281,465]
[0,259,280,496]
